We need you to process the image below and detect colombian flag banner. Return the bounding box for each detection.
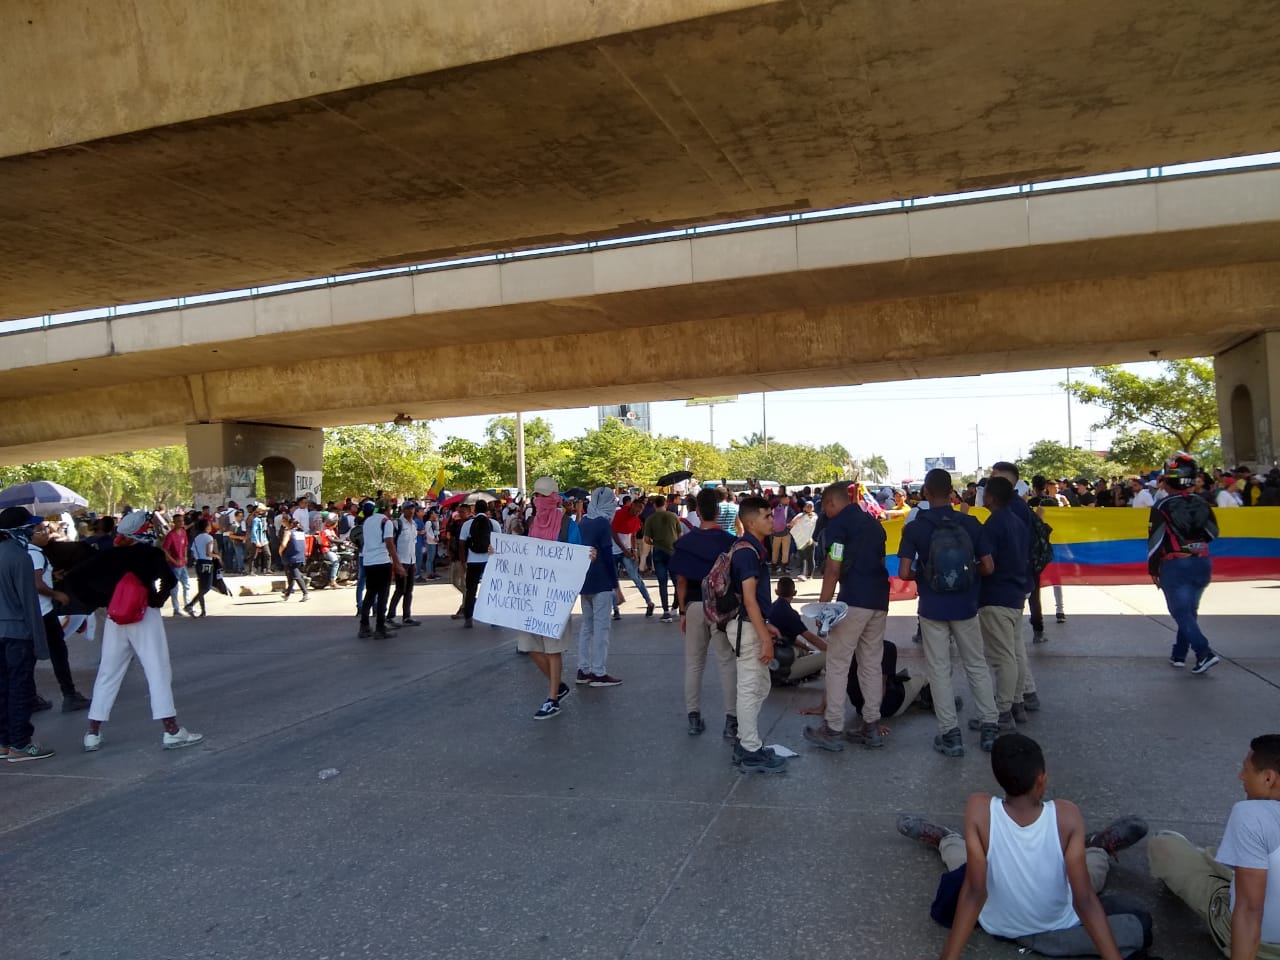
[880,507,1280,598]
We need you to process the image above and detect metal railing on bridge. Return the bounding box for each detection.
[4,151,1278,336]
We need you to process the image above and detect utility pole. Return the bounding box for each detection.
[708,404,716,448]
[1066,367,1074,448]
[975,423,981,475]
[515,411,526,494]
[762,394,768,451]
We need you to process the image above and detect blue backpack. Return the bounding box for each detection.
[922,512,977,593]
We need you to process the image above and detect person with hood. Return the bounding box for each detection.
[59,510,203,752]
[522,477,583,720]
[576,488,622,687]
[0,508,56,762]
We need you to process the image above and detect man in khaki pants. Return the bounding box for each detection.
[804,482,890,752]
[1150,734,1280,959]
[976,477,1032,729]
[670,489,737,738]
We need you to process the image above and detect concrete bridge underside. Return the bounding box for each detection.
[3,0,1280,320]
[2,168,1279,464]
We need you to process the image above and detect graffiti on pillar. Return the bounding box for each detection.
[295,472,323,502]
[228,466,256,487]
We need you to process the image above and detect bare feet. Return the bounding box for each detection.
[798,702,824,716]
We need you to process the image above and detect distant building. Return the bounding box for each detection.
[598,402,651,434]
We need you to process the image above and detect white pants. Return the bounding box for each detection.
[88,607,177,721]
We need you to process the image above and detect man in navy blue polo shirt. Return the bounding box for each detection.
[978,476,1033,731]
[804,481,890,752]
[729,496,785,774]
[670,489,737,738]
[990,461,1043,713]
[898,469,997,758]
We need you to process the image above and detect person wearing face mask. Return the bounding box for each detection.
[520,478,584,720]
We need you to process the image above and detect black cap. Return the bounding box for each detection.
[0,507,38,528]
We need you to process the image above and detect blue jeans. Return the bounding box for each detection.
[424,543,438,576]
[0,635,36,750]
[169,566,191,613]
[355,556,365,613]
[1161,556,1213,660]
[652,548,675,613]
[614,552,652,607]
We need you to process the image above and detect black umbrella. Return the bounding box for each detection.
[562,487,589,501]
[656,469,693,487]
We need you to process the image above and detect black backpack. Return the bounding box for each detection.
[467,515,492,555]
[922,512,977,593]
[1028,513,1054,575]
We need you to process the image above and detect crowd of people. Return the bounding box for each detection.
[1,452,1276,957]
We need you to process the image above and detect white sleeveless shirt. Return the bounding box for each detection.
[979,798,1081,938]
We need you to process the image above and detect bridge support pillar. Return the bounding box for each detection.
[1215,332,1280,471]
[185,422,324,510]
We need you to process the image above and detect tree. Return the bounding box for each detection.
[323,423,440,499]
[653,437,728,485]
[1064,360,1219,452]
[562,418,664,489]
[0,447,193,513]
[439,416,565,490]
[862,454,890,482]
[724,441,845,485]
[1105,430,1173,474]
[1019,440,1105,481]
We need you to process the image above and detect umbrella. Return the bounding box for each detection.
[656,469,693,487]
[462,490,498,506]
[438,492,465,509]
[0,480,89,515]
[562,487,589,501]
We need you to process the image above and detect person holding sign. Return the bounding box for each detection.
[523,478,580,720]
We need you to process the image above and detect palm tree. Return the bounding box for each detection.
[863,454,890,482]
[736,432,776,448]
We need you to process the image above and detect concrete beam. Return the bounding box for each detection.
[1,0,773,157]
[0,260,1271,464]
[3,0,1279,319]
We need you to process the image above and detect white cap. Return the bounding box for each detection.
[533,476,559,497]
[117,511,151,538]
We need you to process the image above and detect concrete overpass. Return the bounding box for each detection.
[2,167,1279,500]
[3,0,1280,322]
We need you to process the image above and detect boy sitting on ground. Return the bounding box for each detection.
[766,576,827,683]
[899,733,1151,959]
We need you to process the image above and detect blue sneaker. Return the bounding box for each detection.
[533,699,561,721]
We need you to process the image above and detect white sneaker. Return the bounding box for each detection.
[162,728,204,750]
[83,732,102,752]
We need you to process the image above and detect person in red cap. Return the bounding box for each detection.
[59,510,204,751]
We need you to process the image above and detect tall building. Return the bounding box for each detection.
[597,402,651,434]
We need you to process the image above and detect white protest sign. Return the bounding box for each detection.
[473,533,592,638]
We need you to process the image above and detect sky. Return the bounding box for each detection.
[431,362,1164,483]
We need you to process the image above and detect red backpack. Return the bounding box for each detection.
[107,572,149,625]
[701,541,760,629]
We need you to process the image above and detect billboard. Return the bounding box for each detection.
[598,402,651,433]
[685,396,738,406]
[923,456,957,471]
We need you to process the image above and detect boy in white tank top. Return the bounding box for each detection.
[898,733,1150,958]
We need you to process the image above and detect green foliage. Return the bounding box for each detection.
[438,416,565,490]
[1105,430,1173,473]
[1018,440,1105,482]
[653,437,728,484]
[322,423,440,500]
[1065,360,1219,452]
[562,418,665,489]
[0,447,192,514]
[861,454,890,482]
[724,440,846,485]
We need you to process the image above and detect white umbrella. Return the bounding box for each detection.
[0,480,90,515]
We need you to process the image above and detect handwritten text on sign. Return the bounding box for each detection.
[473,533,592,638]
